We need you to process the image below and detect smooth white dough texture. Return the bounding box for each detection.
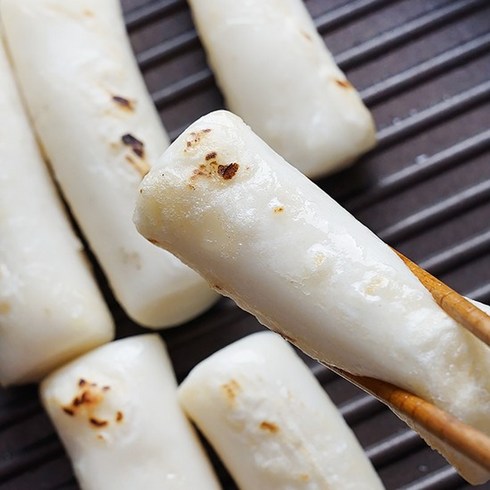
[188,0,376,178]
[1,0,217,328]
[41,335,221,490]
[0,36,113,386]
[135,110,490,483]
[180,332,385,490]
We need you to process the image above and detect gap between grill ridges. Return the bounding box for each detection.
[419,229,490,275]
[0,387,39,411]
[163,299,246,351]
[0,434,64,483]
[366,429,424,467]
[400,465,461,490]
[153,68,211,110]
[125,0,185,31]
[315,0,397,34]
[361,33,490,107]
[339,394,384,424]
[466,283,490,304]
[375,80,490,149]
[346,129,490,212]
[310,362,337,381]
[137,29,199,69]
[0,399,43,432]
[335,0,489,70]
[51,477,78,490]
[377,180,490,244]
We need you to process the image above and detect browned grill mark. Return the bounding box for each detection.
[62,407,75,416]
[71,390,92,407]
[60,379,114,431]
[89,417,108,428]
[185,129,212,149]
[274,206,284,213]
[112,96,134,111]
[218,163,239,180]
[122,133,145,158]
[72,396,83,408]
[335,78,352,89]
[259,421,279,433]
[205,151,217,160]
[222,379,241,404]
[193,164,208,177]
[116,411,124,422]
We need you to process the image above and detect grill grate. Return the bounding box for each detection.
[1,0,489,488]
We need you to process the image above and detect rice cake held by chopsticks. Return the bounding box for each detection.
[41,335,221,490]
[134,110,490,484]
[188,0,376,178]
[1,0,218,328]
[180,331,385,489]
[0,35,114,386]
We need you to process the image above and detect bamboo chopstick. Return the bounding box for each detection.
[394,249,490,346]
[329,367,490,472]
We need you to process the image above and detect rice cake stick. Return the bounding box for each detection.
[180,331,384,489]
[41,335,221,490]
[134,110,490,484]
[0,37,113,386]
[188,0,376,178]
[1,0,217,328]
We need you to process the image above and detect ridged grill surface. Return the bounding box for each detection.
[1,0,489,489]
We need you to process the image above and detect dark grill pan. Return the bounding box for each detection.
[1,0,489,488]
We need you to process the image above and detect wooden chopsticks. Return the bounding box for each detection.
[394,249,490,347]
[322,249,490,474]
[331,367,490,472]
